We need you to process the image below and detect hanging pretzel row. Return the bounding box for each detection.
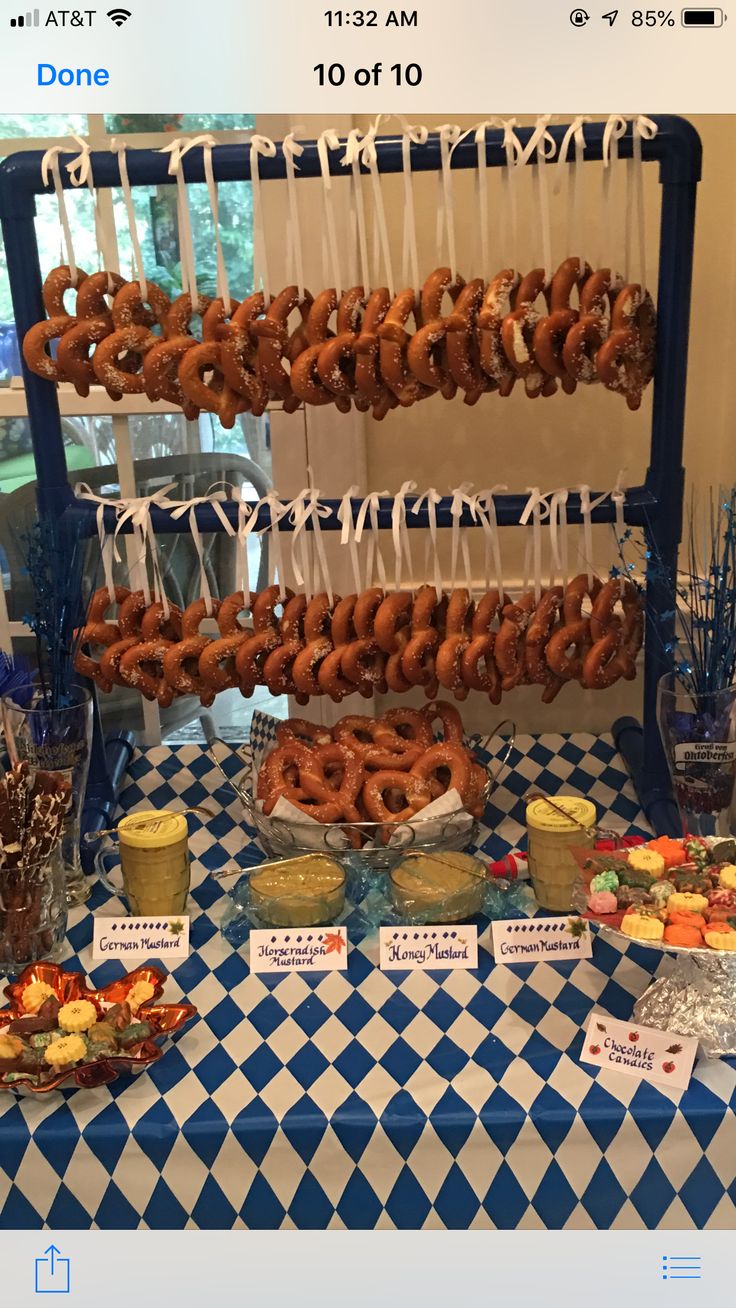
[22,256,656,418]
[75,574,644,708]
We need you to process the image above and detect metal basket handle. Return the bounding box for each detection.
[202,729,255,815]
[481,718,516,798]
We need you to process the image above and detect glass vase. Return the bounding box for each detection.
[0,847,67,975]
[657,673,736,837]
[1,682,93,905]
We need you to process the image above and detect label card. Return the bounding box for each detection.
[491,915,593,965]
[379,925,478,971]
[580,1012,698,1091]
[249,926,349,973]
[92,915,190,960]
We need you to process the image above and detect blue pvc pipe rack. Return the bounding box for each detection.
[0,116,702,835]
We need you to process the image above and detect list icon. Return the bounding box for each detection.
[662,1253,702,1280]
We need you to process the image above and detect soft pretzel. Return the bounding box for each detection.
[235,629,282,697]
[140,600,183,643]
[304,592,337,641]
[533,258,591,396]
[280,594,308,643]
[75,585,131,691]
[119,640,175,707]
[478,269,520,396]
[99,636,142,689]
[340,638,387,696]
[378,288,430,407]
[410,741,472,803]
[42,265,89,318]
[23,317,77,382]
[93,324,158,394]
[202,295,242,341]
[446,278,490,403]
[251,286,313,414]
[583,577,642,688]
[143,335,200,419]
[596,282,656,410]
[354,288,399,419]
[292,638,334,696]
[275,718,333,747]
[177,340,247,428]
[423,700,464,744]
[525,586,565,703]
[253,584,295,633]
[112,280,171,333]
[436,588,474,700]
[363,770,431,823]
[162,598,220,705]
[374,592,413,654]
[501,268,555,399]
[76,270,127,318]
[545,573,602,682]
[380,708,434,751]
[199,632,249,694]
[166,293,213,338]
[219,292,270,415]
[563,268,620,384]
[56,316,115,398]
[218,590,253,636]
[495,592,536,691]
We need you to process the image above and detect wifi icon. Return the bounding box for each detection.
[107,7,131,24]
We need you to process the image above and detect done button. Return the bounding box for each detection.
[37,63,110,86]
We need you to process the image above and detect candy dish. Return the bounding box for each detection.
[0,962,196,1094]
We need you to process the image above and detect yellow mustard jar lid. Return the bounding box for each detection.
[118,810,188,850]
[526,796,597,833]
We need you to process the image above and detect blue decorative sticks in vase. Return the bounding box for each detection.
[1,516,94,904]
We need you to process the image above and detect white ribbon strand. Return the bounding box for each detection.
[168,486,235,615]
[41,146,79,287]
[391,480,417,592]
[602,115,628,276]
[355,491,389,590]
[450,483,477,596]
[317,130,344,297]
[397,120,427,293]
[283,133,306,301]
[361,118,395,297]
[158,138,199,303]
[475,485,507,596]
[633,115,657,290]
[435,124,462,281]
[111,140,147,297]
[412,488,443,601]
[338,487,363,595]
[249,134,277,307]
[66,136,118,291]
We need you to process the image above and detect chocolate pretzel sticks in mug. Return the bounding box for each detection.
[0,763,70,870]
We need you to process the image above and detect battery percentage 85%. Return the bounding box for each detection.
[631,9,675,22]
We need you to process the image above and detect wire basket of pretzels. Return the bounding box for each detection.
[205,704,515,872]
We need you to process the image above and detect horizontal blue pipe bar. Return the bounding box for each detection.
[0,116,701,219]
[64,485,659,538]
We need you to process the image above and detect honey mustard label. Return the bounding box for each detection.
[379,925,478,971]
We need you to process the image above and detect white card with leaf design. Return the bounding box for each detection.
[491,915,592,964]
[580,1012,698,1091]
[92,915,190,960]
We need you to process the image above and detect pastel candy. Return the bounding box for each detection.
[591,870,619,894]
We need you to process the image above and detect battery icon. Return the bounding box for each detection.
[681,7,724,22]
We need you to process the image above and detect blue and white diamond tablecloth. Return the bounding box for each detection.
[1,734,735,1231]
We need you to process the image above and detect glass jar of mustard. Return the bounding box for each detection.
[526,796,596,911]
[116,810,190,915]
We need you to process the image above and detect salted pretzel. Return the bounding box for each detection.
[93,324,159,395]
[353,587,385,639]
[445,278,491,403]
[316,595,362,702]
[423,699,465,745]
[458,588,507,703]
[262,641,309,703]
[478,269,520,396]
[275,719,333,747]
[140,600,183,643]
[562,268,620,384]
[363,770,431,823]
[303,592,338,642]
[292,637,334,697]
[596,282,656,410]
[42,265,89,318]
[118,640,175,707]
[201,295,242,341]
[381,708,434,751]
[291,289,352,411]
[218,590,254,636]
[436,588,474,700]
[112,280,171,333]
[23,317,77,383]
[317,286,371,412]
[301,743,364,809]
[354,288,399,419]
[525,585,565,703]
[143,335,200,419]
[253,285,314,414]
[374,592,413,654]
[199,631,250,694]
[340,639,387,697]
[118,590,147,636]
[545,573,602,682]
[410,741,472,804]
[533,259,591,396]
[56,316,114,398]
[76,271,127,319]
[178,340,248,428]
[583,576,643,688]
[253,585,295,633]
[75,585,131,691]
[235,628,282,697]
[495,592,537,691]
[377,288,431,408]
[401,585,444,695]
[501,269,555,399]
[407,267,466,401]
[280,594,308,643]
[162,598,220,706]
[218,291,269,415]
[99,636,142,689]
[166,293,213,338]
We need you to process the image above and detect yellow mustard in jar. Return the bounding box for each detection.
[526,796,596,911]
[118,810,190,915]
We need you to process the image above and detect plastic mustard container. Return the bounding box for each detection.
[390,851,486,923]
[117,810,190,915]
[526,796,596,911]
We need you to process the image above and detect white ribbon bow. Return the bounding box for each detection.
[256,490,289,598]
[391,480,417,592]
[520,487,551,601]
[450,483,478,596]
[74,483,125,601]
[473,485,507,596]
[397,118,428,293]
[360,119,395,296]
[159,137,204,304]
[355,490,389,590]
[555,115,591,270]
[168,485,235,615]
[113,483,178,612]
[338,486,363,595]
[548,488,570,588]
[412,488,443,601]
[316,129,344,296]
[287,488,333,603]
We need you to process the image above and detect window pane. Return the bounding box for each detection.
[0,114,87,138]
[104,114,255,134]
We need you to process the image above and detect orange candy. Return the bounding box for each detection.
[647,836,687,870]
[667,909,706,930]
[663,924,703,947]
